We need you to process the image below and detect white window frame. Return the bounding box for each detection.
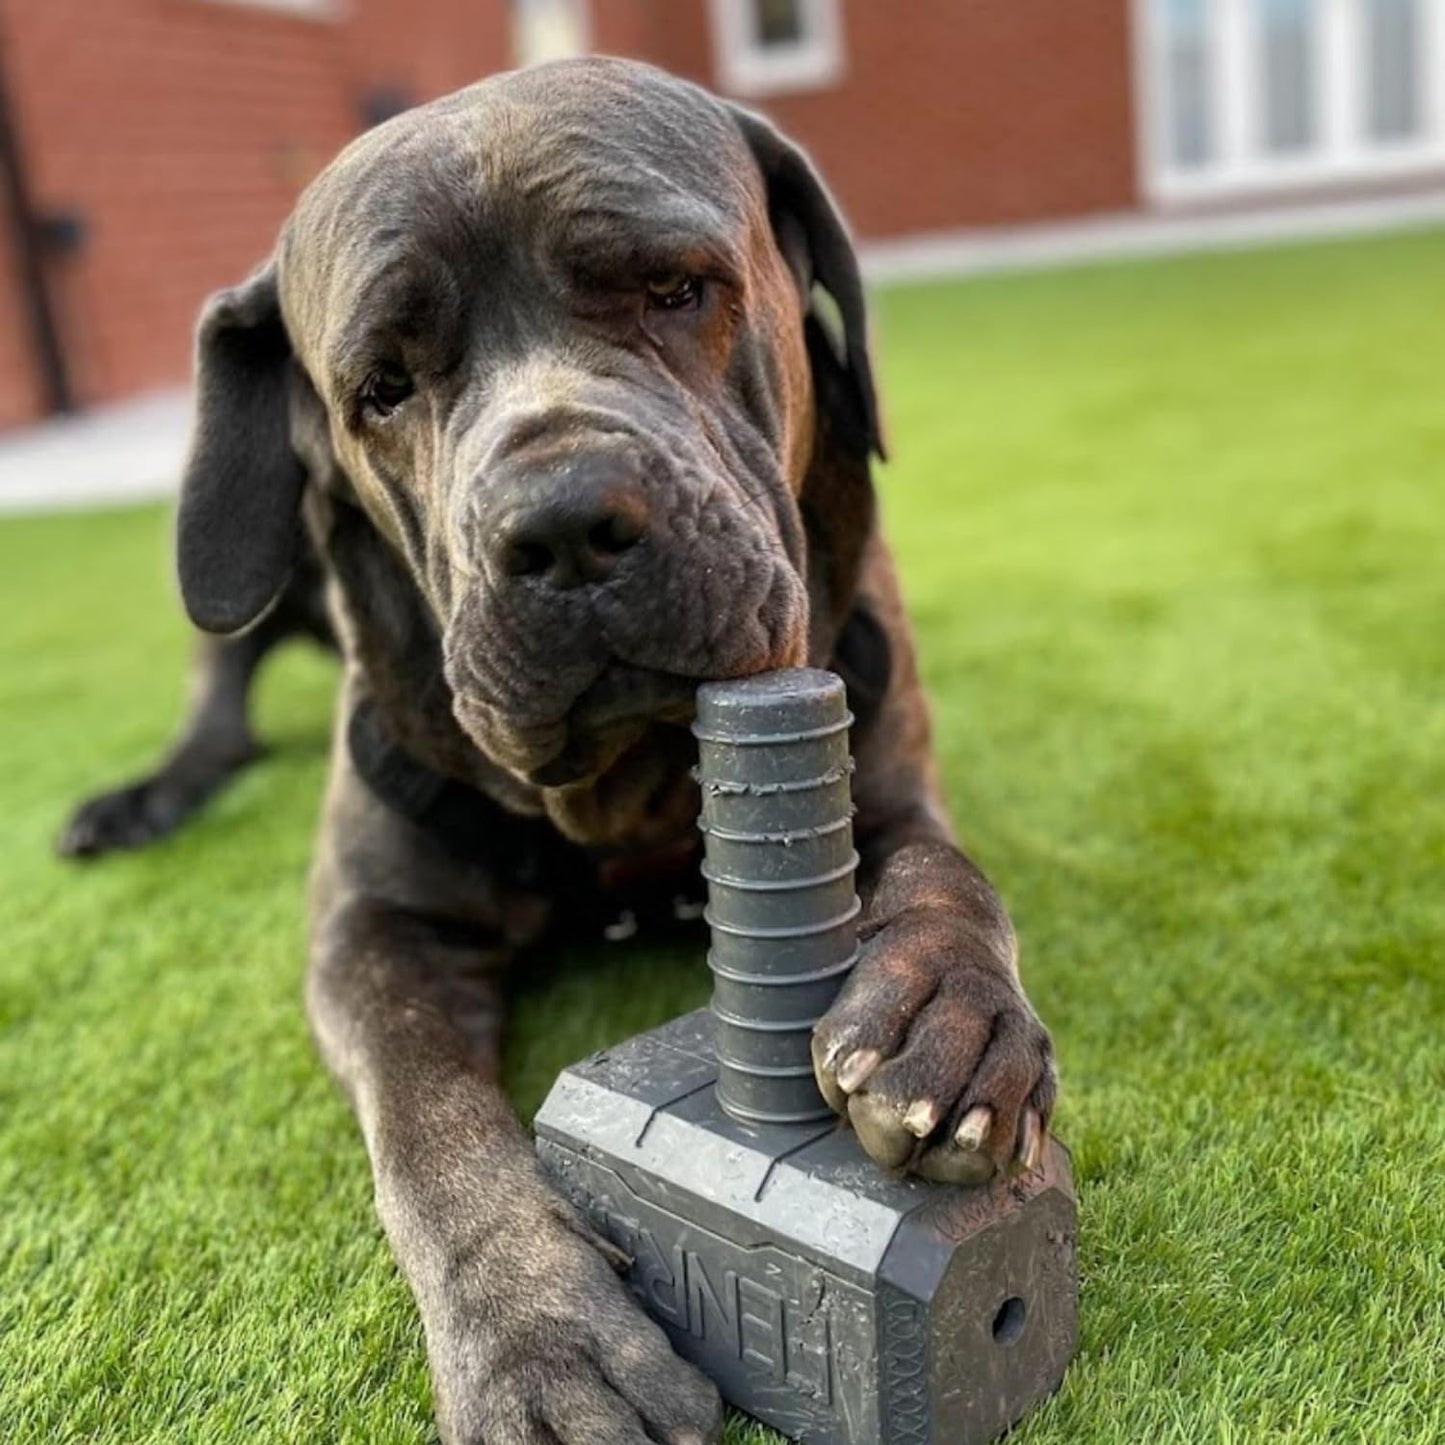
[197,0,342,17]
[514,0,592,68]
[709,0,845,98]
[1134,0,1445,203]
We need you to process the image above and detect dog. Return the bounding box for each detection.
[62,59,1056,1445]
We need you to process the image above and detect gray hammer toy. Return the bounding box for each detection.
[535,669,1078,1444]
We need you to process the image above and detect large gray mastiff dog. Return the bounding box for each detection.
[63,59,1056,1445]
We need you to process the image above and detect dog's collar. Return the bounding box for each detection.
[346,698,708,941]
[346,697,579,889]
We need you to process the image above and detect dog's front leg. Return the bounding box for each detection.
[307,767,721,1445]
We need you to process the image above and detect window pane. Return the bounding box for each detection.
[754,0,805,48]
[1364,0,1422,141]
[1258,0,1317,155]
[1157,0,1215,169]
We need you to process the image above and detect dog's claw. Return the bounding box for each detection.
[903,1098,940,1138]
[1017,1108,1044,1173]
[954,1105,993,1154]
[836,1048,881,1094]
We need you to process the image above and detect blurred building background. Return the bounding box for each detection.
[0,0,1440,430]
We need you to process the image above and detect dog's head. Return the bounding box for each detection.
[176,58,880,813]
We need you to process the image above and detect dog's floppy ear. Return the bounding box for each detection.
[176,259,307,634]
[730,104,884,462]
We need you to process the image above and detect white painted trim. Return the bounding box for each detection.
[708,0,844,98]
[1130,0,1164,204]
[195,0,342,18]
[1135,0,1445,205]
[1320,0,1357,161]
[1218,0,1253,170]
[1427,0,1445,137]
[1153,137,1445,201]
[513,0,592,68]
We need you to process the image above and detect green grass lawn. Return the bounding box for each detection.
[4,228,1444,1444]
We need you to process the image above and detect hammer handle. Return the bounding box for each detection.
[694,669,858,1126]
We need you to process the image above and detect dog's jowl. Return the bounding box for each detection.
[92,59,1058,1445]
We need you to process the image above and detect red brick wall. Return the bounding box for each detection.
[591,0,714,80]
[0,0,1139,426]
[345,0,511,104]
[0,0,509,424]
[592,0,1140,238]
[0,194,44,427]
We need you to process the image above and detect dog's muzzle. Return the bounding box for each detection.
[443,427,809,785]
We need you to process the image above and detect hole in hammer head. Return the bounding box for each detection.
[992,1295,1027,1346]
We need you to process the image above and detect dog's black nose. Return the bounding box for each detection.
[495,466,648,589]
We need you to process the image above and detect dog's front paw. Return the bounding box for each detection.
[812,901,1056,1185]
[432,1197,722,1445]
[57,780,182,857]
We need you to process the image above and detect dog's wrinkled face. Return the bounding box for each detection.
[176,58,880,844]
[280,61,817,791]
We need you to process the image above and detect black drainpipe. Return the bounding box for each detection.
[0,19,72,415]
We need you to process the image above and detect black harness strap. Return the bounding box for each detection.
[832,600,892,739]
[347,698,574,889]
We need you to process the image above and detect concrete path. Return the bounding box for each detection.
[2,184,1442,516]
[0,388,190,515]
[860,184,1445,285]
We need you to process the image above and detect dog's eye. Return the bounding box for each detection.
[644,274,702,311]
[360,364,414,419]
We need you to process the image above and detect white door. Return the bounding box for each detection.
[1137,0,1445,200]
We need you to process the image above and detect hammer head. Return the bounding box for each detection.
[534,1012,1078,1445]
[535,671,1078,1441]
